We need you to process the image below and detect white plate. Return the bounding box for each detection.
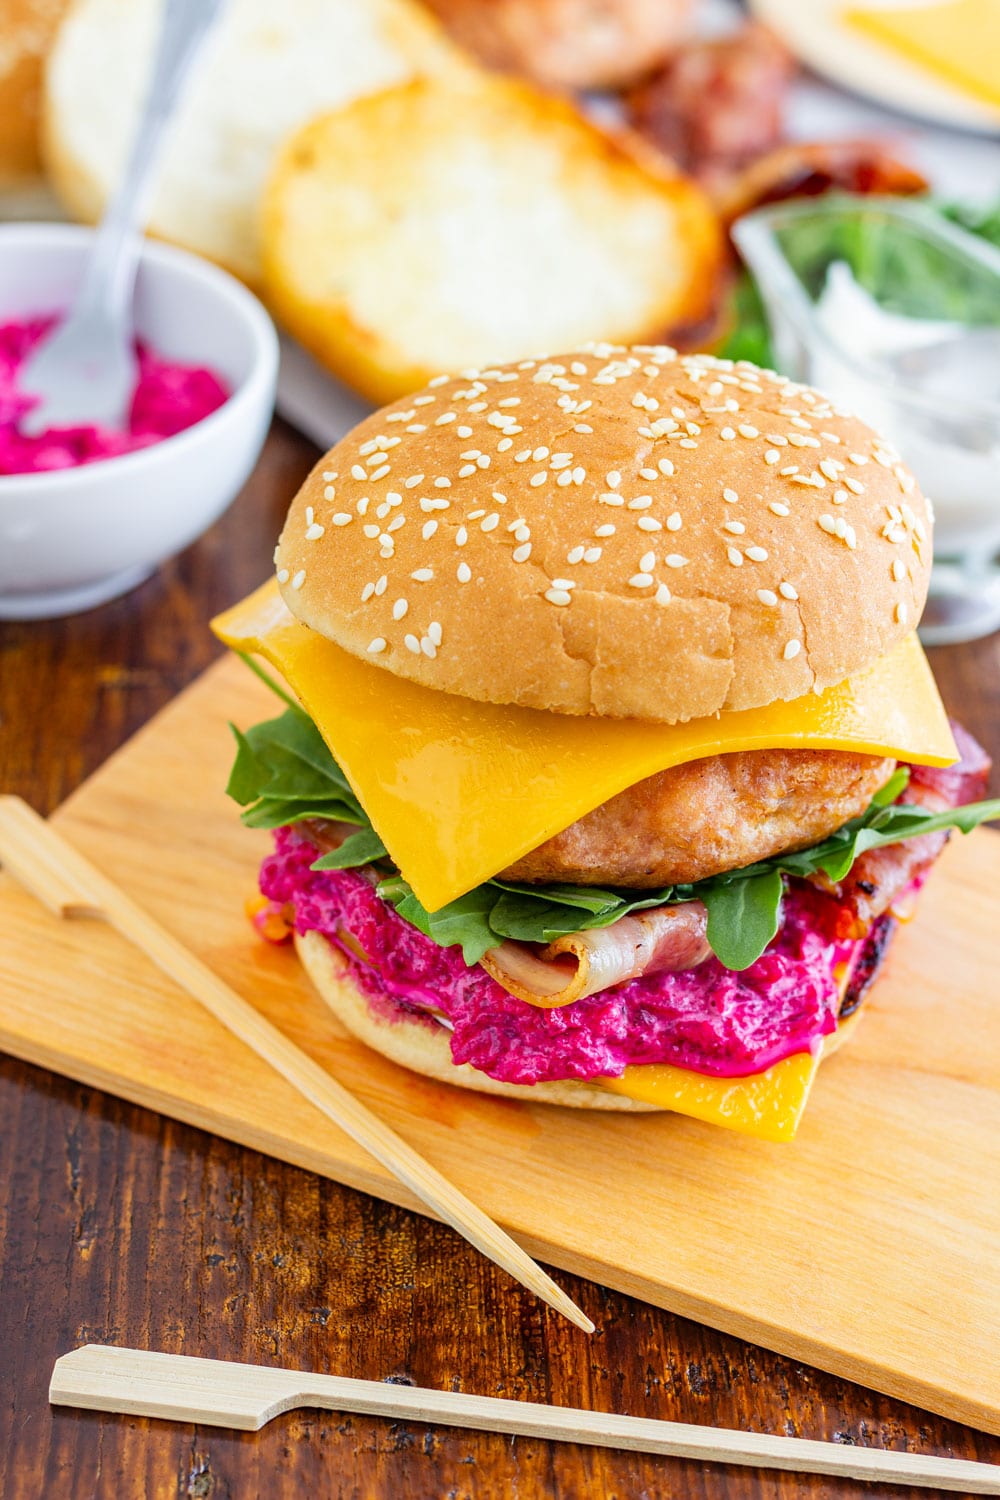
[750,0,1000,134]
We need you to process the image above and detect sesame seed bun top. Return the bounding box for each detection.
[275,345,932,724]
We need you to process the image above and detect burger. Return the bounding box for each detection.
[213,346,997,1142]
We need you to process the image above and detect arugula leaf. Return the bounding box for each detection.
[703,870,784,972]
[381,881,501,965]
[312,827,388,870]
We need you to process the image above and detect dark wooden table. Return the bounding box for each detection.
[1,419,998,1500]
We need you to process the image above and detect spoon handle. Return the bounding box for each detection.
[77,0,226,326]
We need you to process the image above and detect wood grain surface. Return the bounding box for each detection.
[2,418,999,1500]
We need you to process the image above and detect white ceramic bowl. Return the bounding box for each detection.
[0,223,279,619]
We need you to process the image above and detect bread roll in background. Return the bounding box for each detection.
[417,0,693,91]
[0,0,69,186]
[262,75,723,404]
[42,0,455,284]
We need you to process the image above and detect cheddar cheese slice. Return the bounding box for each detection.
[599,1013,860,1142]
[213,580,956,912]
[844,0,1000,111]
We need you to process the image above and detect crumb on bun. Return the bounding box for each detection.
[276,346,931,724]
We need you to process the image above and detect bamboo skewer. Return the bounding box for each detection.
[50,1345,1000,1492]
[0,796,593,1334]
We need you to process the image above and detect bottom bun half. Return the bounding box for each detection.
[295,930,857,1112]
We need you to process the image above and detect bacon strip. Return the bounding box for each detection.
[819,722,992,939]
[480,902,710,1008]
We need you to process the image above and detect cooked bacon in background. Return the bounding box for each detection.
[625,23,796,187]
[715,139,928,225]
[624,21,927,220]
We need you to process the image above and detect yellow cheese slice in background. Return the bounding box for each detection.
[213,580,956,912]
[844,0,1000,111]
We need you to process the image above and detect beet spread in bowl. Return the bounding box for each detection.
[0,313,229,476]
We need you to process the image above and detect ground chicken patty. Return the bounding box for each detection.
[503,749,895,888]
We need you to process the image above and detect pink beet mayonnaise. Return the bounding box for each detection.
[0,314,229,475]
[260,828,862,1087]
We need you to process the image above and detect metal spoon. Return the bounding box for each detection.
[19,0,225,435]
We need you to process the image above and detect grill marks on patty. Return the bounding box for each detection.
[503,748,896,888]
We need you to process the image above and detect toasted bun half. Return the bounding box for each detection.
[296,929,859,1111]
[261,74,722,404]
[277,347,932,724]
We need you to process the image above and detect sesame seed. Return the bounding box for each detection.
[779,582,798,600]
[666,512,682,531]
[665,553,689,569]
[746,546,768,562]
[533,447,550,461]
[455,526,468,547]
[351,465,366,480]
[428,621,443,646]
[728,547,743,567]
[422,519,438,540]
[392,599,409,621]
[459,464,477,478]
[376,502,391,520]
[514,525,530,543]
[781,466,800,477]
[530,472,547,487]
[411,568,433,582]
[896,602,908,625]
[573,467,586,485]
[574,424,593,434]
[844,477,864,494]
[550,453,573,469]
[764,450,780,466]
[556,472,572,487]
[497,438,513,452]
[594,523,616,537]
[738,424,759,439]
[361,582,375,602]
[479,514,498,533]
[783,639,801,661]
[757,589,778,607]
[435,412,456,426]
[639,550,656,573]
[629,573,654,588]
[405,425,426,434]
[628,496,653,510]
[291,570,305,590]
[363,524,380,539]
[367,637,387,654]
[720,427,736,441]
[322,471,337,481]
[512,543,531,563]
[405,474,424,488]
[599,493,625,507]
[404,634,421,654]
[387,516,405,533]
[679,439,698,449]
[833,489,848,505]
[567,546,586,564]
[637,516,662,532]
[457,561,472,583]
[276,568,289,584]
[456,425,473,438]
[332,513,352,527]
[723,488,739,504]
[658,459,675,476]
[434,477,451,489]
[655,583,672,604]
[606,471,621,489]
[819,515,838,535]
[584,547,602,563]
[892,559,906,582]
[324,485,336,500]
[515,449,531,463]
[545,588,572,605]
[639,467,658,480]
[371,464,390,481]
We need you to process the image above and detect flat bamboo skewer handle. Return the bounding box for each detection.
[0,796,592,1334]
[50,1346,1000,1493]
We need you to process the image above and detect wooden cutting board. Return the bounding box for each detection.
[1,654,998,1434]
